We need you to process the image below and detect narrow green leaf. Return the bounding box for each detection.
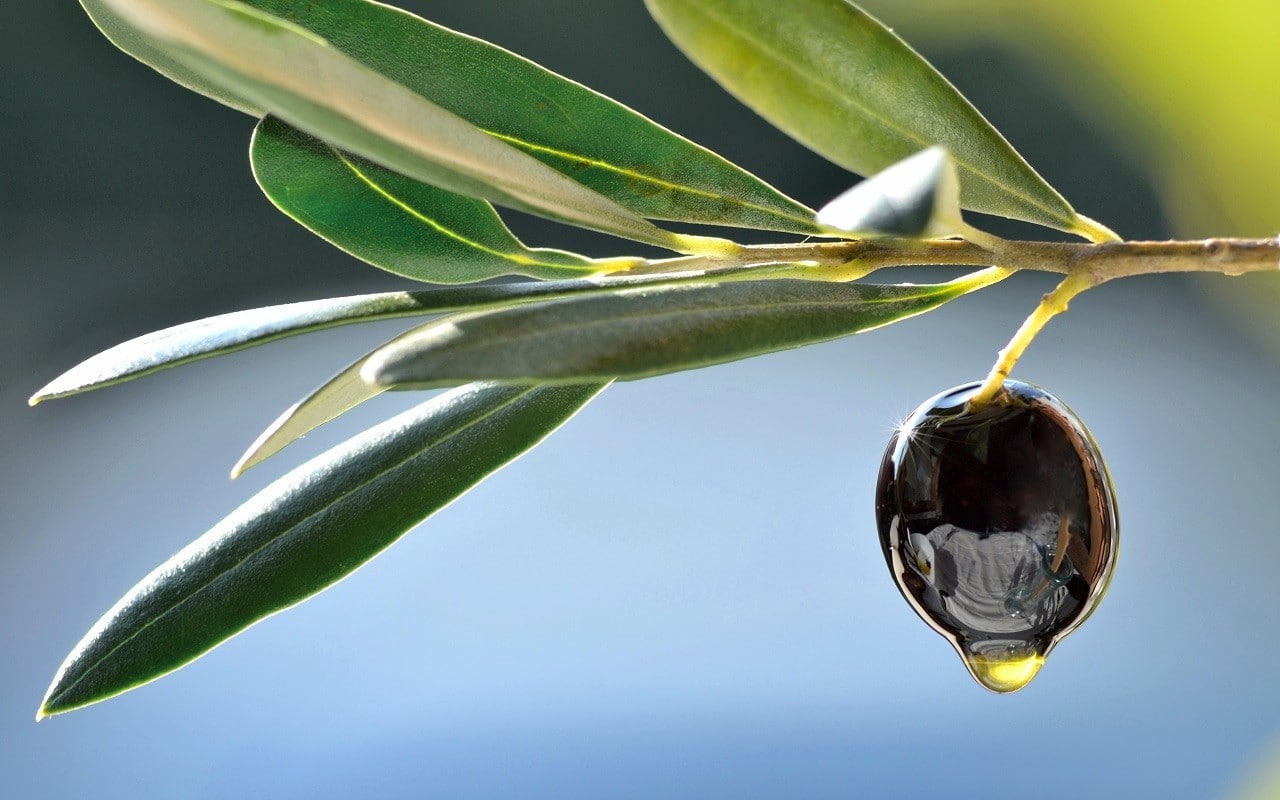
[251,117,599,283]
[645,0,1108,239]
[86,0,815,235]
[817,147,963,239]
[363,270,1009,388]
[28,291,434,405]
[39,381,607,718]
[231,358,383,478]
[29,268,784,405]
[241,0,818,234]
[96,0,707,252]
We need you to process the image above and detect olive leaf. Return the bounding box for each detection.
[29,263,814,407]
[93,0,710,252]
[28,290,430,405]
[644,0,1115,241]
[85,0,816,237]
[251,117,602,284]
[817,147,965,238]
[38,381,607,718]
[363,271,1008,389]
[241,0,819,235]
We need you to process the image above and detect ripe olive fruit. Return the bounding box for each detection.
[875,381,1118,692]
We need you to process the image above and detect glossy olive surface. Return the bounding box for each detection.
[875,381,1118,692]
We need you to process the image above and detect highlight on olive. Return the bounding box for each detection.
[875,380,1119,692]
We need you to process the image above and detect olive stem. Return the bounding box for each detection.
[614,236,1280,281]
[967,271,1095,408]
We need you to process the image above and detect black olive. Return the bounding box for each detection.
[875,381,1119,692]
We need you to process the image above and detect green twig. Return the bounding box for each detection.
[610,236,1280,282]
[966,270,1095,408]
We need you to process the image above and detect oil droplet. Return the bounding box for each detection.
[875,380,1119,693]
[961,642,1045,693]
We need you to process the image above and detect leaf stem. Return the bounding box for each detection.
[1071,214,1123,244]
[954,224,1005,252]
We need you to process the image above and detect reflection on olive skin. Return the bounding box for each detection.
[912,515,1073,632]
[875,381,1119,693]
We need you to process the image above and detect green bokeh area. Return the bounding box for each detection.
[861,0,1280,238]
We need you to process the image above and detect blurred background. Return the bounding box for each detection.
[4,1,1280,797]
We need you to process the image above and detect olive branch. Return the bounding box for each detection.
[31,0,1278,716]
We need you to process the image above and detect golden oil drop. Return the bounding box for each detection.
[875,380,1119,693]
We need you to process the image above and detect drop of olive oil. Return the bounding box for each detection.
[965,651,1046,694]
[875,381,1119,693]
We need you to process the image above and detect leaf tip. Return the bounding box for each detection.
[36,684,70,722]
[28,378,65,406]
[235,427,282,476]
[232,413,293,479]
[229,445,265,479]
[33,696,67,721]
[36,690,94,721]
[38,666,76,720]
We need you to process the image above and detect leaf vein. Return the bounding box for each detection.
[333,149,591,272]
[482,130,816,227]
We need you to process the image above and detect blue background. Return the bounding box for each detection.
[5,2,1279,797]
